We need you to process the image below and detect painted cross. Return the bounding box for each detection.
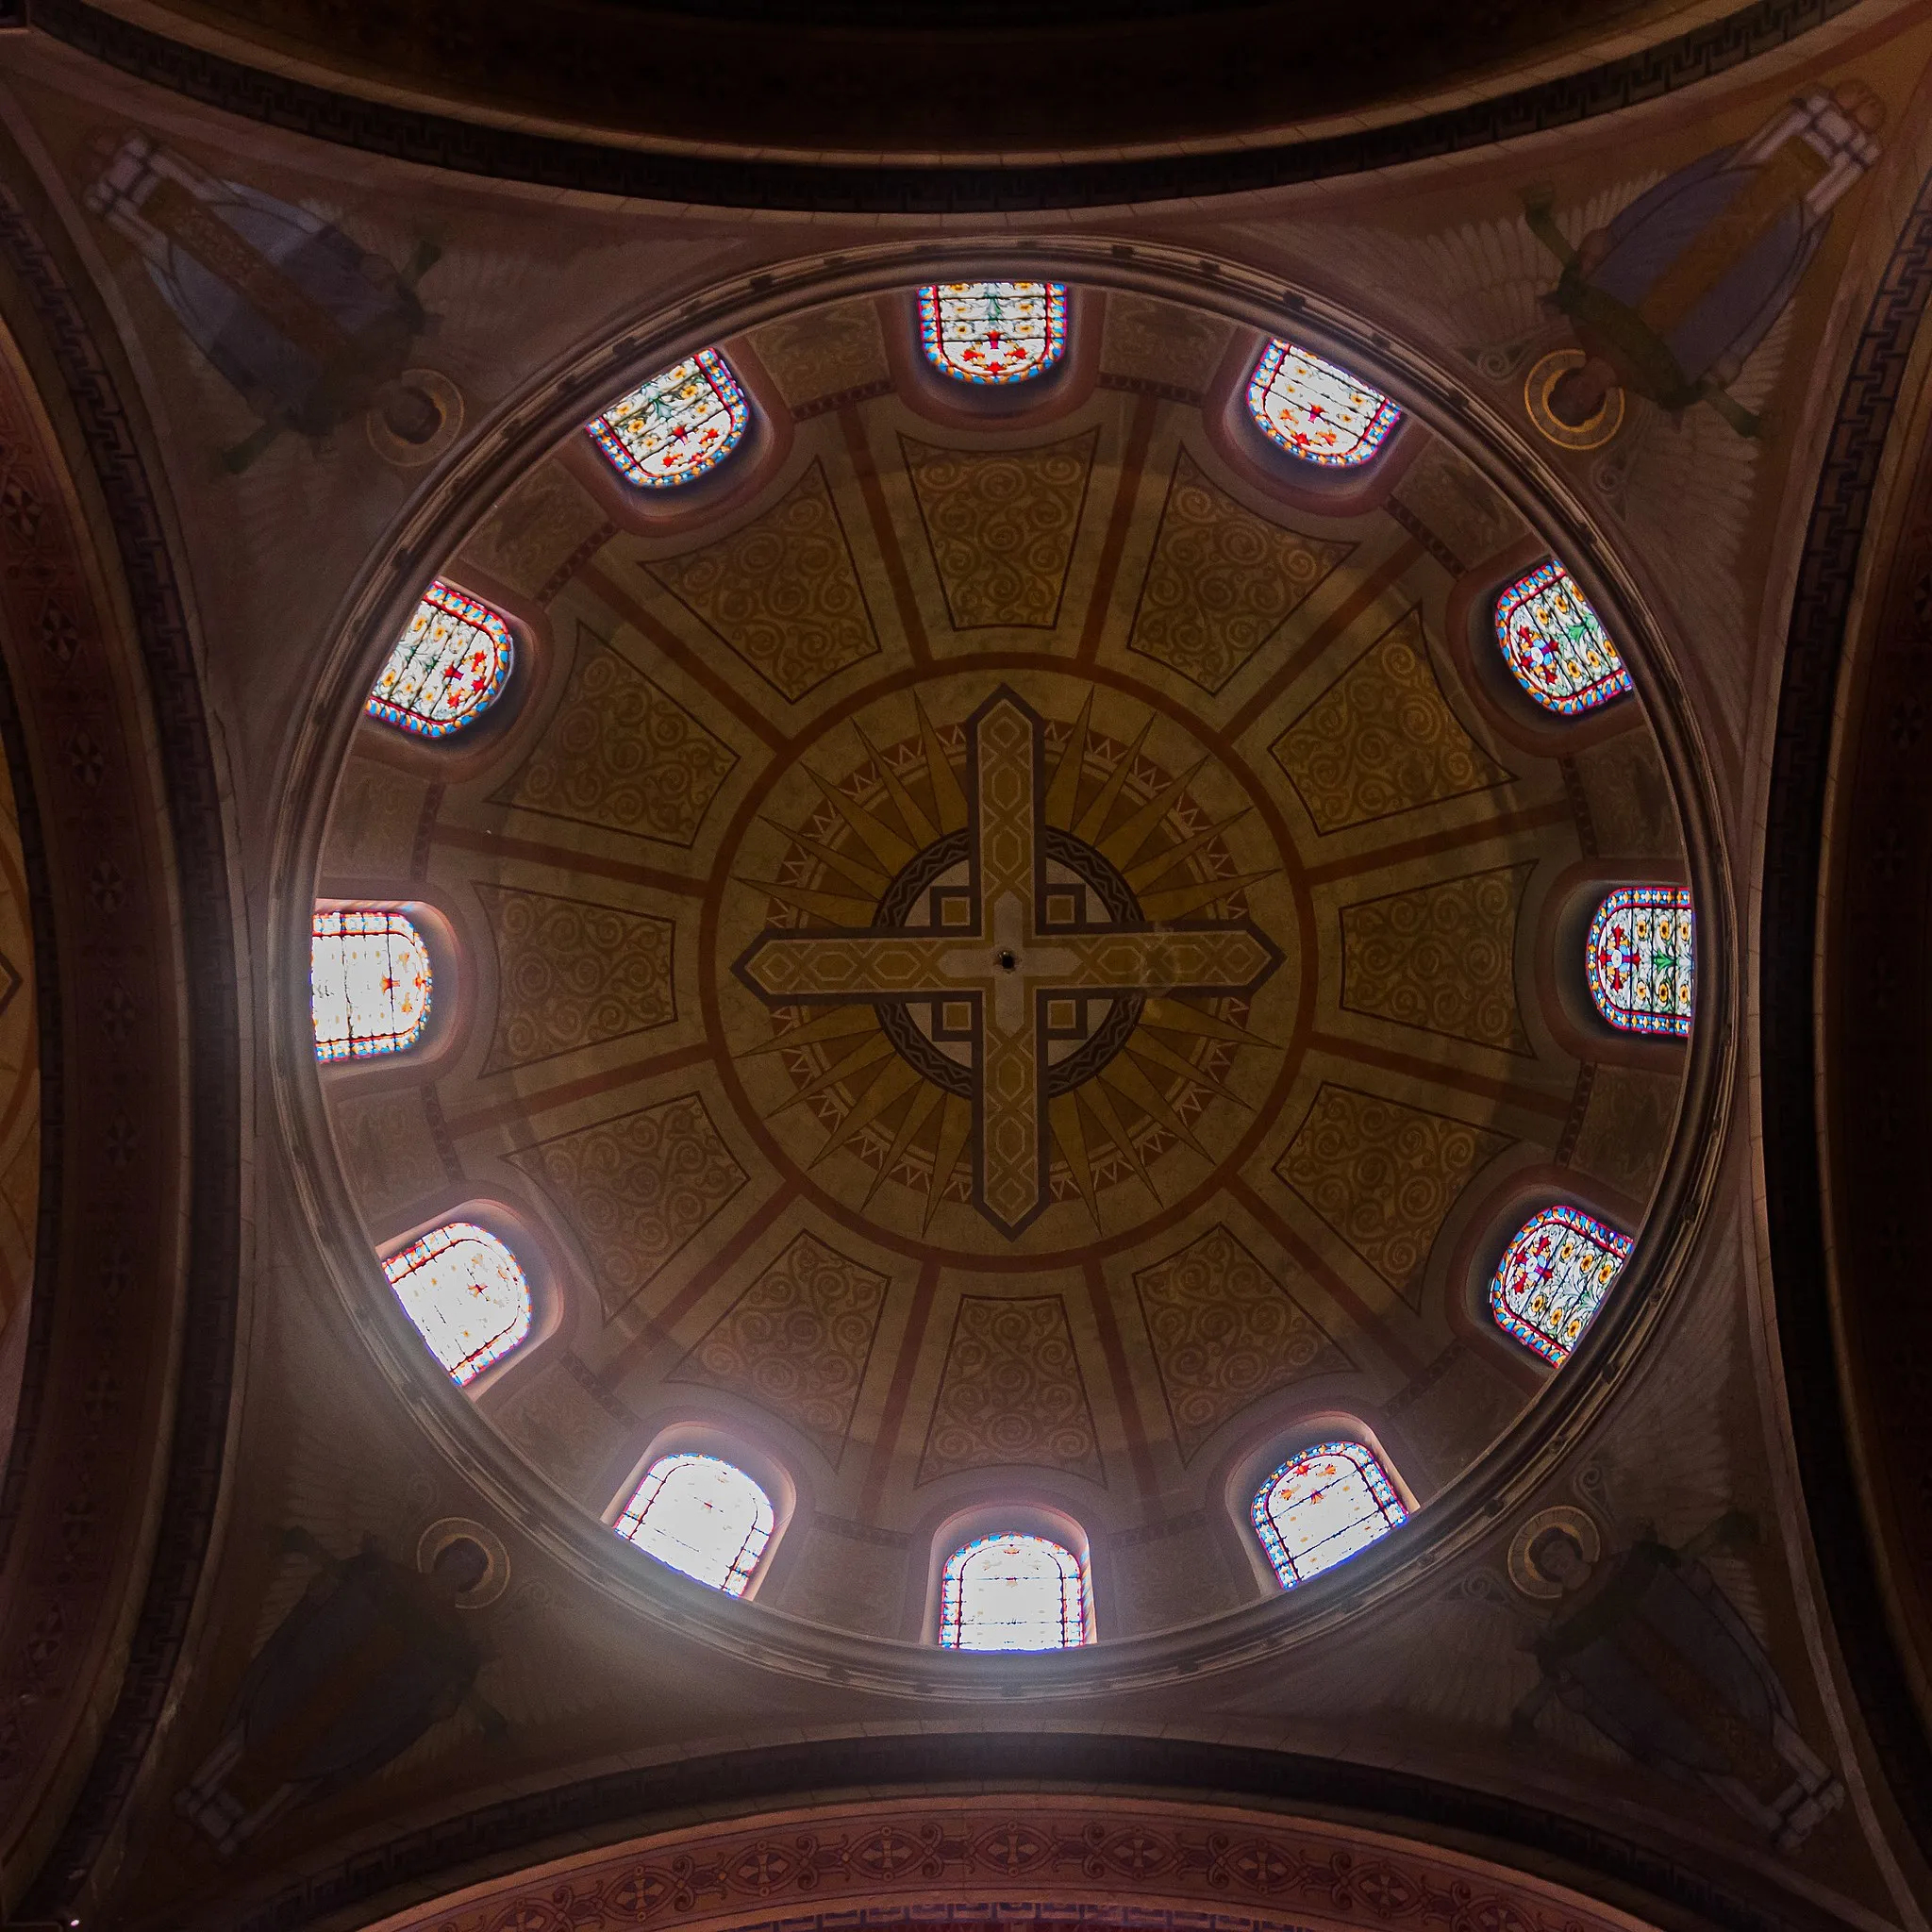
[737,690,1277,1236]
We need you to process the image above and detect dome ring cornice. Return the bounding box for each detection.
[274,237,1735,1697]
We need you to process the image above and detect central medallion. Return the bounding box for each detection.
[733,686,1282,1241]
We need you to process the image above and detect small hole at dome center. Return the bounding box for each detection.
[998,950,1017,971]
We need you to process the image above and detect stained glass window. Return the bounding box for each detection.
[383,1221,532,1386]
[311,908,431,1062]
[366,579,514,739]
[615,1453,774,1596]
[1494,560,1632,715]
[1251,1441,1408,1588]
[917,282,1068,386]
[1587,886,1694,1036]
[585,347,750,489]
[1247,341,1402,467]
[1491,1205,1634,1365]
[938,1531,1089,1651]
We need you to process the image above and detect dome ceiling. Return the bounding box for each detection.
[317,285,1689,1642]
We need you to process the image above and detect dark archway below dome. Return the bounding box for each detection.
[29,0,1857,209]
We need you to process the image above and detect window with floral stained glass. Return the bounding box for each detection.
[311,908,432,1062]
[1493,560,1632,715]
[1491,1205,1634,1365]
[917,281,1068,385]
[614,1454,774,1597]
[1246,340,1402,467]
[1251,1441,1408,1588]
[1587,885,1694,1036]
[938,1531,1089,1651]
[366,579,514,739]
[585,347,750,488]
[383,1221,532,1386]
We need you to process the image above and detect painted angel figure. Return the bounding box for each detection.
[176,1528,504,1858]
[84,131,442,470]
[1512,1510,1843,1852]
[1526,85,1881,437]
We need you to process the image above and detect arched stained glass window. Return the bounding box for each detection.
[1494,560,1632,716]
[1587,886,1694,1037]
[615,1453,774,1596]
[367,579,514,739]
[383,1221,532,1386]
[1491,1205,1634,1365]
[585,347,750,489]
[1247,340,1402,467]
[1251,1441,1407,1588]
[311,908,432,1062]
[938,1531,1089,1651]
[917,281,1068,385]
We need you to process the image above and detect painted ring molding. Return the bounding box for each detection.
[271,236,1736,1698]
[353,1793,1658,1932]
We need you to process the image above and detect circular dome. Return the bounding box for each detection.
[302,259,1713,1674]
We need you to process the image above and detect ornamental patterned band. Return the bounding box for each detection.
[940,1531,1089,1650]
[1251,1441,1407,1587]
[1246,341,1402,467]
[615,1453,774,1597]
[367,579,514,738]
[1490,1204,1634,1365]
[382,1221,532,1386]
[586,346,751,488]
[1493,560,1632,715]
[918,281,1068,385]
[311,908,432,1061]
[1587,885,1694,1036]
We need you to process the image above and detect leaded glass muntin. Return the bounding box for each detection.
[1492,558,1633,717]
[585,345,753,491]
[613,1451,775,1598]
[1587,885,1695,1038]
[1250,1437,1409,1589]
[917,281,1070,388]
[311,904,437,1064]
[1246,339,1403,469]
[1490,1203,1635,1366]
[937,1528,1091,1651]
[367,578,516,741]
[382,1218,535,1388]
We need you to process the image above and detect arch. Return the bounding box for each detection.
[585,346,751,488]
[1492,560,1632,716]
[1490,1205,1634,1365]
[1250,1440,1407,1588]
[1246,340,1401,467]
[1587,886,1694,1037]
[917,280,1068,385]
[614,1452,774,1596]
[382,1220,533,1386]
[366,578,514,738]
[938,1530,1090,1650]
[310,908,432,1061]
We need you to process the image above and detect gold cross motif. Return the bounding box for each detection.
[737,690,1278,1236]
